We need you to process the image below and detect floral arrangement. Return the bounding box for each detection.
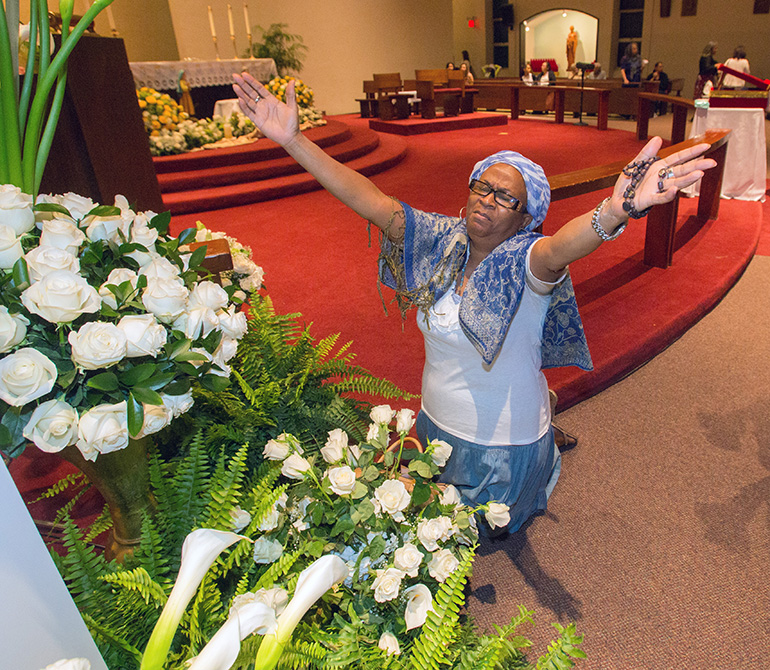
[193,221,265,294]
[0,186,250,461]
[266,76,314,107]
[136,87,190,136]
[145,110,257,156]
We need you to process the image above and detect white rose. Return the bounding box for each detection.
[40,217,86,255]
[0,306,29,353]
[429,439,453,467]
[393,542,423,577]
[76,401,129,461]
[253,537,283,564]
[404,583,435,630]
[25,245,80,282]
[161,390,194,418]
[23,399,79,453]
[137,403,173,438]
[83,213,124,243]
[370,404,395,425]
[40,658,91,670]
[0,184,35,235]
[239,267,264,293]
[21,270,101,323]
[229,507,251,532]
[117,314,167,358]
[139,256,183,283]
[217,304,248,340]
[54,192,94,220]
[378,632,401,656]
[0,348,57,406]
[0,224,24,269]
[395,408,415,433]
[126,223,159,266]
[232,253,257,276]
[485,502,511,530]
[439,484,462,507]
[321,428,347,463]
[374,479,411,516]
[366,422,380,442]
[281,453,311,479]
[173,305,218,340]
[142,277,189,324]
[69,322,127,370]
[99,268,139,309]
[213,336,238,365]
[257,505,281,532]
[372,567,405,602]
[189,280,229,311]
[427,548,459,583]
[416,516,454,552]
[327,465,356,495]
[263,438,290,461]
[346,443,361,466]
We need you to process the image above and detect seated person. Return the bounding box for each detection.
[587,62,607,80]
[646,61,671,115]
[538,61,555,86]
[446,62,455,71]
[521,63,534,85]
[460,62,474,86]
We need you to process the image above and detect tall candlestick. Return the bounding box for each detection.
[227,4,235,38]
[243,2,251,32]
[207,5,217,39]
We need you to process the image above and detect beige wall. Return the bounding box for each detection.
[164,0,453,115]
[452,0,489,74]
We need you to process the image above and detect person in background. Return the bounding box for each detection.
[620,42,646,86]
[538,61,555,86]
[461,49,475,78]
[446,62,455,71]
[587,62,607,80]
[567,65,580,80]
[460,62,474,86]
[521,62,534,85]
[694,42,719,99]
[646,61,671,116]
[722,46,750,89]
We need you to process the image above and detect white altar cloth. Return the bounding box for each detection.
[685,106,766,201]
[130,58,277,91]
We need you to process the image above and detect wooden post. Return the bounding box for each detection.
[636,95,651,140]
[671,105,689,143]
[510,86,520,120]
[597,90,610,130]
[554,88,565,123]
[644,195,680,268]
[697,140,727,221]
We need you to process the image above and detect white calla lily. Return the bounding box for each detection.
[254,555,348,670]
[404,584,435,630]
[140,529,247,670]
[187,601,277,670]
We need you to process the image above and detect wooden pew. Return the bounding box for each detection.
[507,83,610,129]
[547,129,730,268]
[415,69,462,118]
[356,80,380,118]
[447,69,479,113]
[373,73,411,120]
[637,93,695,144]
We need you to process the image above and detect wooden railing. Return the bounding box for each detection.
[637,93,695,144]
[547,129,730,268]
[508,84,611,130]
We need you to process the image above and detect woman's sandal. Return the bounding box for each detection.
[552,423,578,452]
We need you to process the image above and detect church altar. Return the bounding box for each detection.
[129,58,277,90]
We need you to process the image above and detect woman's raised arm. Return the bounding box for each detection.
[232,73,404,240]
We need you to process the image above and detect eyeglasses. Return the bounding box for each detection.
[469,179,525,211]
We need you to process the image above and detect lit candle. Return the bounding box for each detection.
[243,2,251,33]
[105,5,116,32]
[207,5,217,38]
[227,4,235,38]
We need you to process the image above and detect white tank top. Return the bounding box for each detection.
[417,245,561,446]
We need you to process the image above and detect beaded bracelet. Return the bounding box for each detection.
[591,197,626,242]
[620,155,659,219]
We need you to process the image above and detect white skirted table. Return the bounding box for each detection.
[684,106,766,201]
[129,58,277,90]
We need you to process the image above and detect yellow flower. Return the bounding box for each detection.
[138,99,147,108]
[151,120,161,129]
[146,95,157,104]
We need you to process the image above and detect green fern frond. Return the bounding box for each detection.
[313,332,341,361]
[203,443,250,531]
[31,472,87,502]
[536,623,586,670]
[409,545,476,670]
[81,612,143,669]
[56,516,113,609]
[183,572,226,652]
[100,567,168,607]
[51,487,88,528]
[83,504,113,543]
[131,514,170,581]
[254,548,303,591]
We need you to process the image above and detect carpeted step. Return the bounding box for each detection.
[158,127,380,193]
[161,131,407,214]
[152,119,353,174]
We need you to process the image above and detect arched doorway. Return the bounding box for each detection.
[520,9,598,77]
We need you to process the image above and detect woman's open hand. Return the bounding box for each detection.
[232,72,300,148]
[608,136,717,220]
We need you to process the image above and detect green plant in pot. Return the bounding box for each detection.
[248,23,307,76]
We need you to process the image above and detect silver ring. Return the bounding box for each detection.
[253,94,261,103]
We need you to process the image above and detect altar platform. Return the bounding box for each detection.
[368,111,508,135]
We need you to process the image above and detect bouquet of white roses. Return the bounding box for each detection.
[244,404,511,656]
[0,185,250,461]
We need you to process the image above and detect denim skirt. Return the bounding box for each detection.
[416,410,561,534]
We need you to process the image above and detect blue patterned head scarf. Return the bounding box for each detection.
[469,151,551,231]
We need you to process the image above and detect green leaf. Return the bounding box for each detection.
[188,245,208,269]
[86,205,121,217]
[160,378,191,396]
[351,480,368,499]
[149,210,171,235]
[305,540,325,558]
[11,258,30,290]
[86,372,119,392]
[173,351,208,363]
[120,363,156,387]
[56,368,78,390]
[34,202,71,216]
[356,497,375,522]
[365,535,386,561]
[130,386,164,406]
[177,227,197,245]
[361,465,380,482]
[165,338,192,359]
[1,406,33,455]
[409,460,434,479]
[411,480,431,507]
[200,374,230,393]
[330,514,355,538]
[143,371,176,391]
[126,392,144,436]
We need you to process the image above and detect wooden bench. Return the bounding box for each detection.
[415,79,462,117]
[447,70,479,113]
[507,83,611,130]
[637,93,695,144]
[547,129,730,268]
[356,80,380,119]
[373,73,412,120]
